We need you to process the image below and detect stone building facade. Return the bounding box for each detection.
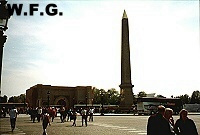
[26,84,94,108]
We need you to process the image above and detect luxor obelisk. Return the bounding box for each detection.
[119,10,134,107]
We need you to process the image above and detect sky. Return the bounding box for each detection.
[1,0,199,98]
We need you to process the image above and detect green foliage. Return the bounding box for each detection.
[93,88,120,105]
[190,90,200,104]
[175,94,190,104]
[137,91,147,98]
[156,95,166,98]
[8,94,26,103]
[0,95,7,103]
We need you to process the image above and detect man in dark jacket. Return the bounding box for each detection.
[147,105,173,135]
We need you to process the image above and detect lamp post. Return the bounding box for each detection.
[85,95,87,107]
[101,91,104,116]
[0,1,10,96]
[23,94,26,113]
[73,97,75,108]
[47,91,50,107]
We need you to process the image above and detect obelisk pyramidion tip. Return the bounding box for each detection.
[122,10,128,19]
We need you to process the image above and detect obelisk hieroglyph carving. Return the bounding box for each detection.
[119,10,134,107]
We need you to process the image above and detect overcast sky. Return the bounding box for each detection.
[1,0,199,98]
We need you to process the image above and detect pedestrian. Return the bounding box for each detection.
[59,106,65,123]
[164,108,175,135]
[32,108,37,123]
[42,110,51,135]
[67,108,72,122]
[174,109,198,135]
[9,106,18,132]
[147,105,172,135]
[51,107,57,122]
[81,108,88,126]
[37,107,42,122]
[89,108,94,122]
[72,109,77,126]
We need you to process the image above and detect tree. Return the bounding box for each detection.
[156,95,166,98]
[8,96,14,102]
[93,88,105,104]
[106,88,120,105]
[190,90,200,104]
[93,88,120,105]
[8,94,26,103]
[138,91,147,98]
[176,94,190,104]
[0,95,7,103]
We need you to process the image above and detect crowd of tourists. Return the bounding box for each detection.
[7,105,198,135]
[8,106,95,134]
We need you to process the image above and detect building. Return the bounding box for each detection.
[26,84,94,108]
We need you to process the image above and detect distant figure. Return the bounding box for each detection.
[164,108,175,135]
[147,105,172,135]
[32,108,37,123]
[67,108,72,122]
[89,108,94,122]
[59,106,65,123]
[37,107,43,122]
[51,107,57,122]
[174,109,198,135]
[42,111,51,135]
[81,108,88,126]
[9,106,18,132]
[72,109,77,126]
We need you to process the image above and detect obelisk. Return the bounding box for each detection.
[119,10,134,107]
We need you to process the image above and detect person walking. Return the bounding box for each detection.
[174,109,198,135]
[59,106,65,123]
[51,107,57,122]
[72,109,77,126]
[81,108,88,127]
[37,107,43,122]
[42,110,51,135]
[89,108,94,122]
[147,105,172,135]
[9,106,18,132]
[32,108,37,123]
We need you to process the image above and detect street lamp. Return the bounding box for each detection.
[23,94,26,113]
[73,97,75,108]
[47,91,50,107]
[101,91,104,115]
[0,1,10,96]
[85,95,87,107]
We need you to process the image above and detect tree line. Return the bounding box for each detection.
[1,89,200,105]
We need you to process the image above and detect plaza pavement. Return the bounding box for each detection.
[0,113,199,135]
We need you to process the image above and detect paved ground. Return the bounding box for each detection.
[0,113,199,135]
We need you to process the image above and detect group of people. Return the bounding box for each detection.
[8,105,198,135]
[59,107,95,127]
[147,105,198,135]
[27,107,57,123]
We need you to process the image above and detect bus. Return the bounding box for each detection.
[74,104,119,113]
[136,97,183,115]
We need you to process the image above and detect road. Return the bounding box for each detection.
[0,113,199,135]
